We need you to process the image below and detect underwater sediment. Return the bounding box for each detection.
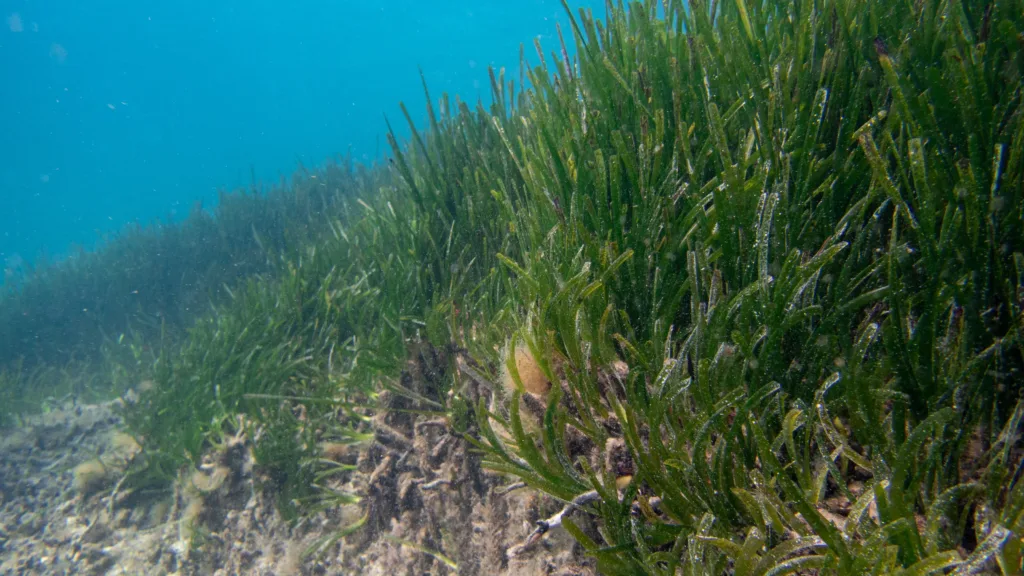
[0,378,593,575]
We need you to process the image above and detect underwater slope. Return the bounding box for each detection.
[0,160,387,424]
[0,160,386,373]
[3,0,1024,573]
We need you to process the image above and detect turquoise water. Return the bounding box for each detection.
[0,0,601,268]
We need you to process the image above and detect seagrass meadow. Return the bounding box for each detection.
[2,0,1024,573]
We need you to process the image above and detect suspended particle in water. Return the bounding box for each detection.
[7,13,23,32]
[50,43,67,63]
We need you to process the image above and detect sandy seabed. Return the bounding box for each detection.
[0,387,597,576]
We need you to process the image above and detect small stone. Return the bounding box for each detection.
[81,521,110,544]
[84,550,115,576]
[16,512,44,536]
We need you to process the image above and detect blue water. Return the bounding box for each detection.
[0,0,603,270]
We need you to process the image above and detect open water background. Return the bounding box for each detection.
[0,0,602,271]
